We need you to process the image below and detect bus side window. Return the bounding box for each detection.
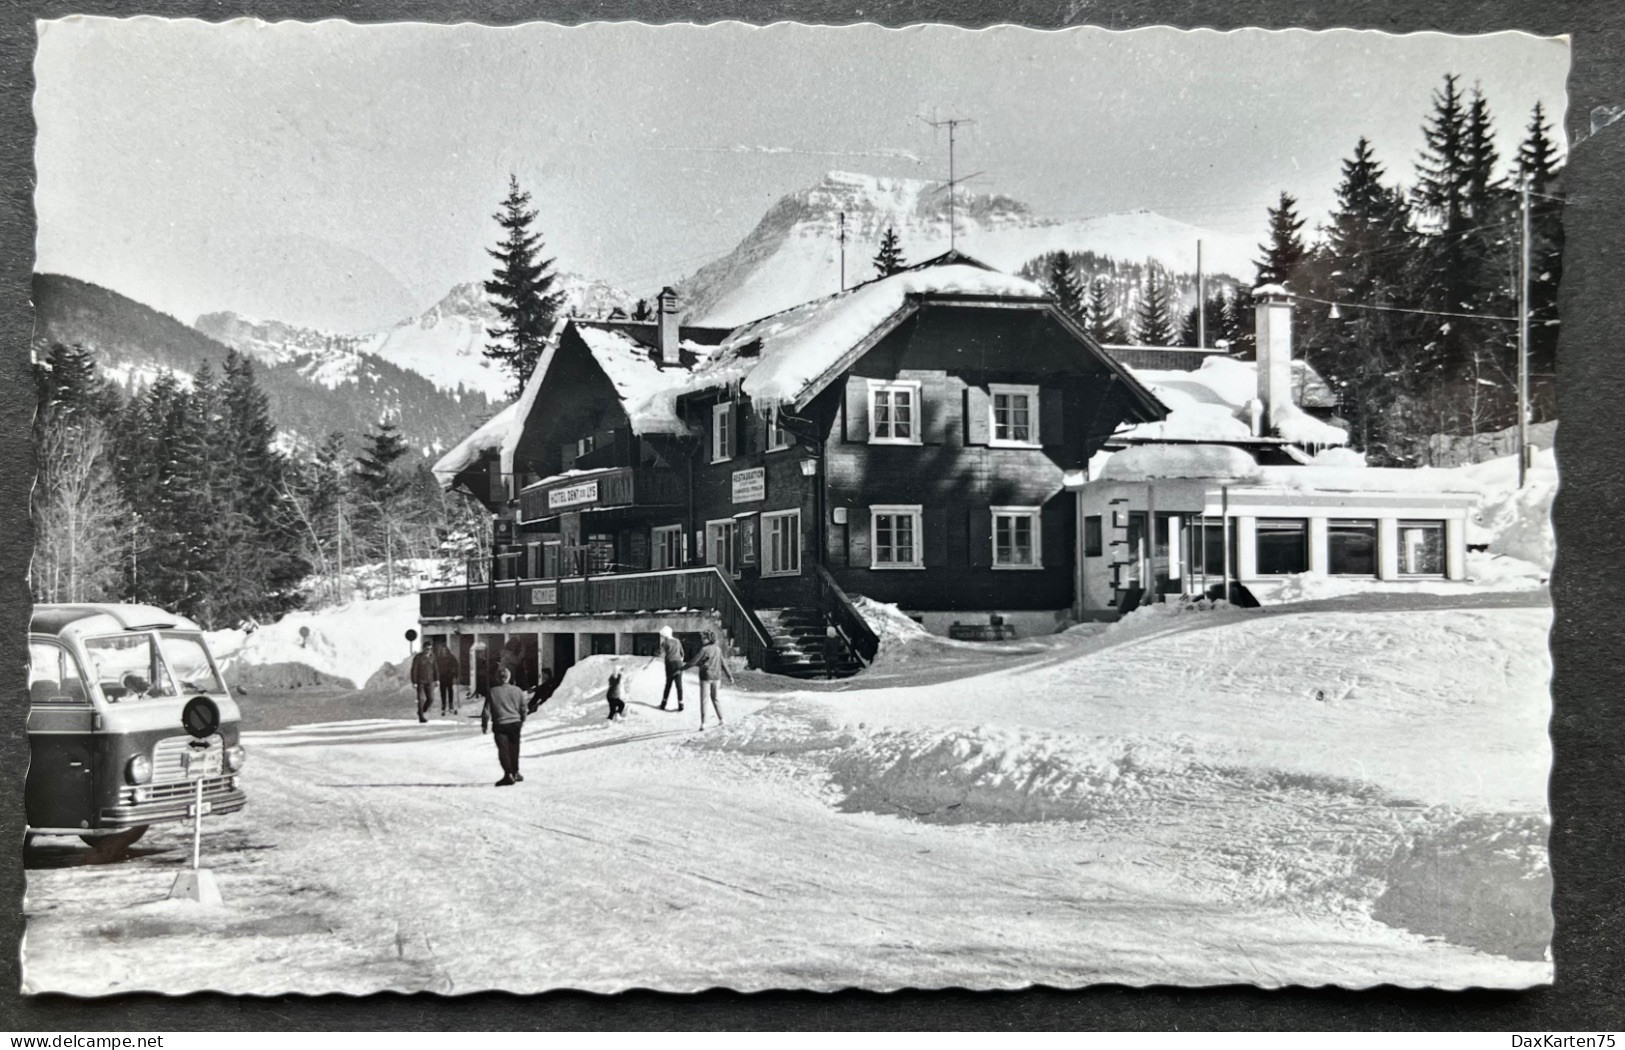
[28,642,89,706]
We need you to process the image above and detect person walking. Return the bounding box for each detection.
[434,640,460,716]
[683,631,735,730]
[656,625,686,712]
[481,665,528,787]
[410,639,436,723]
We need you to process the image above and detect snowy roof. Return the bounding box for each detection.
[632,261,1052,419]
[432,399,522,484]
[1114,356,1348,448]
[1096,444,1481,496]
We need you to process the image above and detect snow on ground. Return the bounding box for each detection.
[25,589,1550,994]
[208,594,420,690]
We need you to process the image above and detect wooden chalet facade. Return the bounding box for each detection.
[424,257,1165,679]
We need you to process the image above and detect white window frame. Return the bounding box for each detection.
[576,435,596,458]
[651,525,684,570]
[762,509,802,577]
[867,380,923,445]
[767,405,794,452]
[1397,519,1447,577]
[988,383,1041,448]
[870,504,924,570]
[711,401,735,463]
[990,506,1043,570]
[705,517,739,577]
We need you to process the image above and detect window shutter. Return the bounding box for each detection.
[1040,386,1064,446]
[923,508,948,567]
[847,506,870,567]
[968,507,992,567]
[736,402,751,456]
[965,386,991,445]
[844,378,870,443]
[921,375,954,445]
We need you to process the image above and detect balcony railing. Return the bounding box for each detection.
[419,563,772,670]
[517,466,684,524]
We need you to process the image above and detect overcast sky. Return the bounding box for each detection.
[34,19,1569,332]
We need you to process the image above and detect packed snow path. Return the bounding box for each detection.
[24,594,1551,993]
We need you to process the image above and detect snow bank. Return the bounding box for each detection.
[1461,447,1558,568]
[209,595,421,691]
[1099,444,1261,481]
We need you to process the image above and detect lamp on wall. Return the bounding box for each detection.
[799,458,818,477]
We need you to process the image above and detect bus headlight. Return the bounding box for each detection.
[126,754,152,785]
[225,745,246,772]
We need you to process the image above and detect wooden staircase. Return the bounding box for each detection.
[757,608,866,679]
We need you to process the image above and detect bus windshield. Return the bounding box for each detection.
[84,632,178,701]
[159,632,225,695]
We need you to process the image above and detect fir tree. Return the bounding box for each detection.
[483,175,564,397]
[1255,192,1308,287]
[1084,276,1122,344]
[1045,252,1085,323]
[874,226,906,277]
[1517,101,1564,419]
[355,420,411,506]
[1134,267,1176,346]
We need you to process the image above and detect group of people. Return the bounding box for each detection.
[407,639,460,723]
[466,625,738,788]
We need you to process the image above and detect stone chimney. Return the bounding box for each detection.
[1253,283,1294,434]
[656,286,680,367]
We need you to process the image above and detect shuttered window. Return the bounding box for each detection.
[989,384,1040,446]
[870,505,923,568]
[991,507,1043,569]
[868,381,922,444]
[711,402,735,462]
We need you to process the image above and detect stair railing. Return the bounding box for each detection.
[814,564,879,665]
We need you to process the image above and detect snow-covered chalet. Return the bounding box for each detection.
[421,258,1475,682]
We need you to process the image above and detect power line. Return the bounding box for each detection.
[1288,289,1519,323]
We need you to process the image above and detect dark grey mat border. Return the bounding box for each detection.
[1,0,1619,1031]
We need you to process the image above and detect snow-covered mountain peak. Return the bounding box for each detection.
[677,171,1257,326]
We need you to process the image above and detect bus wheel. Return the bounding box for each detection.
[81,826,147,854]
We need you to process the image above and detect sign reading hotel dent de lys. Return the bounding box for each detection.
[732,467,766,503]
[548,479,600,509]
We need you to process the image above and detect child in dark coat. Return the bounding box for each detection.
[605,668,627,722]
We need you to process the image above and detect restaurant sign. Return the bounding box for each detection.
[731,467,766,504]
[548,479,599,509]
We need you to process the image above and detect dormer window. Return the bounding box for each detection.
[868,380,921,445]
[989,384,1040,447]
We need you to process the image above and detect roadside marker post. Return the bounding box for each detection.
[168,696,224,906]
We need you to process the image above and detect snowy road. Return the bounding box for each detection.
[23,596,1552,994]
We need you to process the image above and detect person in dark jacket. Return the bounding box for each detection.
[605,668,626,721]
[683,631,735,730]
[434,641,460,714]
[527,667,556,714]
[481,666,528,787]
[410,640,436,723]
[656,625,685,711]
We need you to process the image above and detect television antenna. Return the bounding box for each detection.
[920,114,981,251]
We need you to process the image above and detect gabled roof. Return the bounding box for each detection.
[628,256,1163,424]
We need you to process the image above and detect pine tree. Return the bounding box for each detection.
[1305,137,1422,463]
[1084,276,1123,344]
[1255,192,1308,288]
[484,175,564,397]
[874,226,906,277]
[1517,101,1564,420]
[1045,252,1085,323]
[1134,267,1176,346]
[354,420,415,595]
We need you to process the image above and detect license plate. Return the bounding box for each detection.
[183,749,222,778]
[188,801,213,817]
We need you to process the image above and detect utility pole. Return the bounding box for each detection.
[1196,239,1206,349]
[922,115,978,251]
[838,211,847,291]
[1517,178,1532,489]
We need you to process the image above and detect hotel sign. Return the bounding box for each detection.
[732,467,765,504]
[548,479,599,509]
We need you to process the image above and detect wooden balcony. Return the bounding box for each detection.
[517,466,683,524]
[419,564,771,670]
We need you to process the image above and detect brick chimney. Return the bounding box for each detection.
[1253,284,1294,434]
[656,286,680,367]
